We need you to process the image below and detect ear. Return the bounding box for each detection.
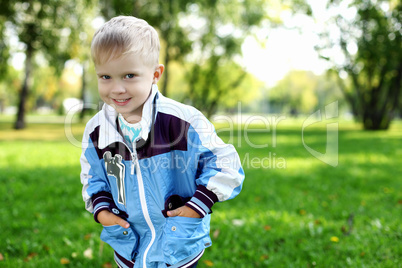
[153,64,164,84]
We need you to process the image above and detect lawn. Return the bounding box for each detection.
[0,116,401,267]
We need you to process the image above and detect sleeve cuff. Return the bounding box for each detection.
[185,185,219,218]
[91,191,113,223]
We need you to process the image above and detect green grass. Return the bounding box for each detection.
[0,118,401,267]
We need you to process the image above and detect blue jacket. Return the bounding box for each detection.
[80,87,244,267]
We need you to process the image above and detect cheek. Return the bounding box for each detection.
[98,85,109,99]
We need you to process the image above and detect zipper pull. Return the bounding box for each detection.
[131,153,137,175]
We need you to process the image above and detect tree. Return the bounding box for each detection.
[0,0,95,129]
[317,0,402,130]
[182,0,313,118]
[0,66,21,113]
[97,0,311,117]
[187,59,263,117]
[268,70,318,115]
[182,0,264,118]
[97,0,266,111]
[0,17,10,79]
[267,70,344,115]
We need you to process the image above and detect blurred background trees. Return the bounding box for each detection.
[316,0,402,130]
[97,0,306,118]
[267,70,344,115]
[0,0,400,130]
[0,0,97,129]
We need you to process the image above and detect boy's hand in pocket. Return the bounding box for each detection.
[167,206,201,218]
[98,210,130,228]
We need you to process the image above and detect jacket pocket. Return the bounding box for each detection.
[100,225,138,261]
[163,217,211,265]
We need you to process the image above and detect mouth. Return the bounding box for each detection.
[112,98,132,106]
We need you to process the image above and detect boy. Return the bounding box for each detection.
[80,16,244,268]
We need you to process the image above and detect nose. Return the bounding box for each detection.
[111,81,126,94]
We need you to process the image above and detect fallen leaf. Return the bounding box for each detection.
[341,226,347,234]
[213,229,220,239]
[84,248,93,259]
[260,254,269,260]
[28,252,38,258]
[264,225,271,231]
[0,253,4,261]
[314,220,321,225]
[398,200,402,205]
[203,260,214,267]
[330,236,339,243]
[102,262,113,268]
[60,258,70,265]
[84,233,92,240]
[360,252,366,257]
[24,252,38,262]
[299,209,306,215]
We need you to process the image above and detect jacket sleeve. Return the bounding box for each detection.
[184,111,245,218]
[80,125,113,222]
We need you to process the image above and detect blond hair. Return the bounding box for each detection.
[91,16,160,67]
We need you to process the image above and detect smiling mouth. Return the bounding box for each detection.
[114,98,131,103]
[112,98,132,105]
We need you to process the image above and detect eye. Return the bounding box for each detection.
[125,74,135,79]
[100,75,111,80]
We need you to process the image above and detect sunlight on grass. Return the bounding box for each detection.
[0,122,85,143]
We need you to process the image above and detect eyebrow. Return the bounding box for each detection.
[96,69,142,76]
[96,72,109,77]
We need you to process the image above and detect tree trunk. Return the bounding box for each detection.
[362,62,402,130]
[15,45,33,130]
[79,61,87,121]
[362,110,391,130]
[161,42,169,97]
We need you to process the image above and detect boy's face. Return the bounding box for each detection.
[95,52,163,123]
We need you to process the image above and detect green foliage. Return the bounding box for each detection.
[186,59,263,117]
[5,1,82,74]
[318,0,402,130]
[0,19,10,79]
[98,0,268,113]
[268,70,344,115]
[183,0,266,115]
[0,119,401,267]
[0,67,21,109]
[0,0,98,129]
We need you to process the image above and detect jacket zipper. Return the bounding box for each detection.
[128,145,156,268]
[131,153,135,175]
